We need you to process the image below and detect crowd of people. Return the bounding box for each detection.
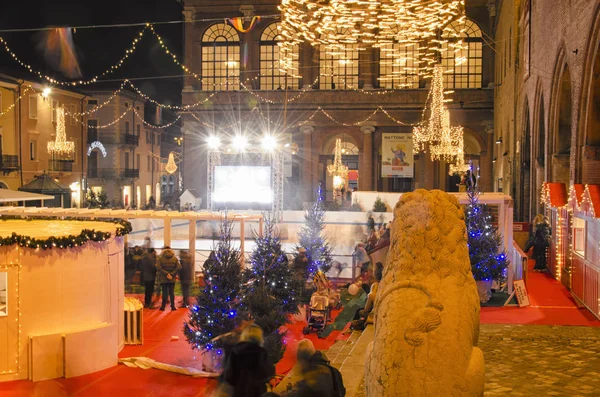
[125,239,195,310]
[213,315,345,397]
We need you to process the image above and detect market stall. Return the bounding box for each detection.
[0,218,128,381]
[569,184,600,319]
[541,182,569,284]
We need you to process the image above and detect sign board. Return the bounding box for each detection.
[513,279,530,307]
[381,133,413,178]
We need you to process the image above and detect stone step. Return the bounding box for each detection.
[338,325,374,397]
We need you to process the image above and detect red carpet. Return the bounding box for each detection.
[0,295,344,397]
[3,263,599,396]
[480,259,600,327]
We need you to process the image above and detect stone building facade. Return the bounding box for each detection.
[85,91,162,208]
[0,74,89,206]
[181,0,496,208]
[494,0,600,221]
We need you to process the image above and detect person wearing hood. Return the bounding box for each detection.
[179,250,194,308]
[282,339,345,397]
[156,246,182,311]
[222,324,274,397]
[141,248,158,308]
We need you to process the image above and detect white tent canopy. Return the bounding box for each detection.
[0,189,54,203]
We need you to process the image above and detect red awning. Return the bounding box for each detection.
[545,182,567,208]
[573,184,585,205]
[586,185,600,218]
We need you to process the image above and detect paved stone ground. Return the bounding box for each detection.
[352,324,600,396]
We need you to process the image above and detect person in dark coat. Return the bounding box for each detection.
[286,339,344,397]
[156,246,182,311]
[524,214,551,271]
[179,250,194,308]
[141,248,158,308]
[222,324,274,397]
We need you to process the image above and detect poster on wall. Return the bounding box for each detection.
[381,133,413,178]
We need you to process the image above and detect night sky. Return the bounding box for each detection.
[0,0,183,106]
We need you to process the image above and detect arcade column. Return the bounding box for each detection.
[360,124,375,191]
[300,125,315,201]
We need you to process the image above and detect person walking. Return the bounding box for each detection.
[141,248,158,308]
[221,324,274,397]
[156,246,181,311]
[524,214,551,272]
[179,250,194,308]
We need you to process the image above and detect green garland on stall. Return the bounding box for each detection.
[0,217,132,250]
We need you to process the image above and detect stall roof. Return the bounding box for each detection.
[545,182,568,208]
[573,184,585,205]
[19,174,70,193]
[0,189,55,203]
[587,185,600,218]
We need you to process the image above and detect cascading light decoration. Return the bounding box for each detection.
[47,106,75,155]
[413,64,464,163]
[327,138,348,192]
[277,0,466,78]
[165,152,178,174]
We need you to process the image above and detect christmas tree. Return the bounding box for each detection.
[183,217,242,352]
[296,200,333,279]
[464,165,509,282]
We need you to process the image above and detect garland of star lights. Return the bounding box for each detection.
[0,217,132,250]
[0,26,148,86]
[0,86,33,116]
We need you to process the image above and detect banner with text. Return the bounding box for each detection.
[381,133,413,178]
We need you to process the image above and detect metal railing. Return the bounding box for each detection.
[87,168,139,179]
[48,159,73,172]
[87,131,139,146]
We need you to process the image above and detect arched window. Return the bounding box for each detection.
[202,23,240,91]
[441,19,483,89]
[319,29,359,90]
[379,42,419,89]
[260,23,299,90]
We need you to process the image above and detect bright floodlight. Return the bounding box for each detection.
[42,87,52,98]
[262,135,277,151]
[232,135,248,151]
[206,136,220,149]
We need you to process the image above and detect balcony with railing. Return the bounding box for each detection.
[87,130,139,146]
[0,155,19,171]
[48,159,73,173]
[87,168,139,179]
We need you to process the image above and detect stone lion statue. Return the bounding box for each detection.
[365,189,484,396]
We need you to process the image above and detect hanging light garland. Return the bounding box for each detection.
[413,64,464,163]
[278,0,466,78]
[327,138,348,194]
[47,106,75,155]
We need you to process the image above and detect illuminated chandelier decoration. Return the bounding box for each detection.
[47,106,75,155]
[327,138,348,191]
[413,64,464,163]
[278,0,466,78]
[165,152,178,174]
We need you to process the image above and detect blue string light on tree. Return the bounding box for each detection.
[464,161,509,284]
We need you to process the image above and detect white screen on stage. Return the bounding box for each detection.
[213,166,272,207]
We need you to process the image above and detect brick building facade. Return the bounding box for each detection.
[181,0,496,208]
[494,0,600,221]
